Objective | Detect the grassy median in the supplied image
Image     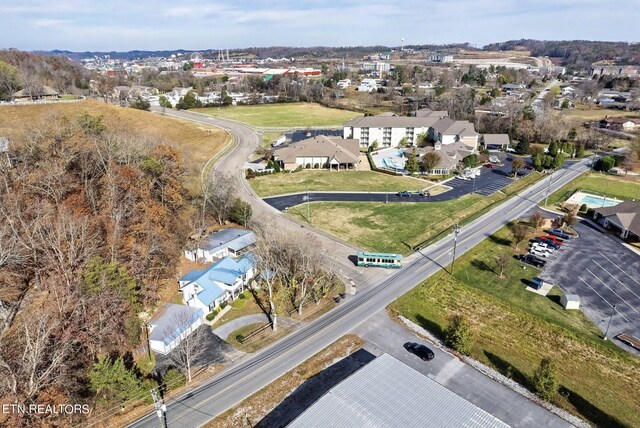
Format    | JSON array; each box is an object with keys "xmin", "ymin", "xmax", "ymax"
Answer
[{"xmin": 389, "ymin": 225, "xmax": 640, "ymax": 428}]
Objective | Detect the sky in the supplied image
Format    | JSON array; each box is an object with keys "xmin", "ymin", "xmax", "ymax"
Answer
[{"xmin": 2, "ymin": 0, "xmax": 639, "ymax": 51}]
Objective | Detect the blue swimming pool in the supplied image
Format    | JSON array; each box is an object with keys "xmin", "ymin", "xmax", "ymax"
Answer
[{"xmin": 581, "ymin": 195, "xmax": 618, "ymax": 208}]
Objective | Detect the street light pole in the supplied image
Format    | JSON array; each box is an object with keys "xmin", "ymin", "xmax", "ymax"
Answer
[
  {"xmin": 604, "ymin": 304, "xmax": 617, "ymax": 341},
  {"xmin": 450, "ymin": 224, "xmax": 461, "ymax": 274},
  {"xmin": 544, "ymin": 172, "xmax": 553, "ymax": 206}
]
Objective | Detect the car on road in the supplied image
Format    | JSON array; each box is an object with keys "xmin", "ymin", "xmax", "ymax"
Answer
[
  {"xmin": 418, "ymin": 190, "xmax": 431, "ymax": 197},
  {"xmin": 404, "ymin": 342, "xmax": 435, "ymax": 361},
  {"xmin": 516, "ymin": 253, "xmax": 547, "ymax": 268},
  {"xmin": 547, "ymin": 228, "xmax": 574, "ymax": 240},
  {"xmin": 484, "ymin": 163, "xmax": 494, "ymax": 169},
  {"xmin": 397, "ymin": 191, "xmax": 412, "ymax": 197}
]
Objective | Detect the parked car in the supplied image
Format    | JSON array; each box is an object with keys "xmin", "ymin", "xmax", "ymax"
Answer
[
  {"xmin": 529, "ymin": 247, "xmax": 550, "ymax": 257},
  {"xmin": 534, "ymin": 237, "xmax": 560, "ymax": 249},
  {"xmin": 404, "ymin": 342, "xmax": 435, "ymax": 361},
  {"xmin": 397, "ymin": 191, "xmax": 412, "ymax": 197},
  {"xmin": 543, "ymin": 235, "xmax": 564, "ymax": 245},
  {"xmin": 531, "ymin": 243, "xmax": 553, "ymax": 254},
  {"xmin": 547, "ymin": 228, "xmax": 574, "ymax": 240},
  {"xmin": 484, "ymin": 163, "xmax": 494, "ymax": 169},
  {"xmin": 516, "ymin": 253, "xmax": 547, "ymax": 268},
  {"xmin": 418, "ymin": 190, "xmax": 431, "ymax": 197}
]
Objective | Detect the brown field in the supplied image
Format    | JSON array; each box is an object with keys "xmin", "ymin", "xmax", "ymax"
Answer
[{"xmin": 0, "ymin": 100, "xmax": 229, "ymax": 191}]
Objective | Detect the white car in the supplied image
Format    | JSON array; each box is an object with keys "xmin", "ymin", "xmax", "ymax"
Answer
[
  {"xmin": 529, "ymin": 248, "xmax": 550, "ymax": 257},
  {"xmin": 531, "ymin": 243, "xmax": 553, "ymax": 254}
]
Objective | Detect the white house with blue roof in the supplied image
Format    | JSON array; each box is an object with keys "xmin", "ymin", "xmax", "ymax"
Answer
[
  {"xmin": 184, "ymin": 228, "xmax": 257, "ymax": 263},
  {"xmin": 179, "ymin": 254, "xmax": 256, "ymax": 313},
  {"xmin": 148, "ymin": 303, "xmax": 204, "ymax": 355}
]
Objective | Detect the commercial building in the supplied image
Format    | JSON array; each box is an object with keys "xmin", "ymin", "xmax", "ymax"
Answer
[{"xmin": 273, "ymin": 135, "xmax": 360, "ymax": 171}]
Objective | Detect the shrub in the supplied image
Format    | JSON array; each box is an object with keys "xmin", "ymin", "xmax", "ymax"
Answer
[
  {"xmin": 245, "ymin": 169, "xmax": 255, "ymax": 179},
  {"xmin": 323, "ymin": 162, "xmax": 329, "ymax": 168},
  {"xmin": 238, "ymin": 291, "xmax": 247, "ymax": 300},
  {"xmin": 313, "ymin": 163, "xmax": 320, "ymax": 169},
  {"xmin": 579, "ymin": 203, "xmax": 588, "ymax": 213},
  {"xmin": 586, "ymin": 208, "xmax": 595, "ymax": 217},
  {"xmin": 305, "ymin": 163, "xmax": 311, "ymax": 169},
  {"xmin": 163, "ymin": 369, "xmax": 187, "ymax": 392},
  {"xmin": 444, "ymin": 314, "xmax": 474, "ymax": 355},
  {"xmin": 206, "ymin": 309, "xmax": 218, "ymax": 321},
  {"xmin": 273, "ymin": 162, "xmax": 281, "ymax": 173},
  {"xmin": 220, "ymin": 301, "xmax": 228, "ymax": 309},
  {"xmin": 236, "ymin": 334, "xmax": 245, "ymax": 343},
  {"xmin": 532, "ymin": 357, "xmax": 558, "ymax": 401}
]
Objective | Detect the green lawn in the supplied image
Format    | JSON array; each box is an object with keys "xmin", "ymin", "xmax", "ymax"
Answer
[
  {"xmin": 251, "ymin": 171, "xmax": 428, "ymax": 197},
  {"xmin": 545, "ymin": 171, "xmax": 640, "ymax": 207},
  {"xmin": 195, "ymin": 103, "xmax": 362, "ymax": 127},
  {"xmin": 389, "ymin": 224, "xmax": 640, "ymax": 428},
  {"xmin": 286, "ymin": 194, "xmax": 504, "ymax": 254}
]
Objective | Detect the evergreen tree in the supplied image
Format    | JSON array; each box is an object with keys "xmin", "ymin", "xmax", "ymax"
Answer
[
  {"xmin": 532, "ymin": 357, "xmax": 559, "ymax": 401},
  {"xmin": 444, "ymin": 314, "xmax": 474, "ymax": 355},
  {"xmin": 405, "ymin": 148, "xmax": 419, "ymax": 173},
  {"xmin": 576, "ymin": 144, "xmax": 585, "ymax": 158},
  {"xmin": 89, "ymin": 356, "xmax": 144, "ymax": 405},
  {"xmin": 533, "ymin": 152, "xmax": 542, "ymax": 170}
]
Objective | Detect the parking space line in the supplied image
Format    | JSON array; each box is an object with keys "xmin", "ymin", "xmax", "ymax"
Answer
[
  {"xmin": 579, "ymin": 277, "xmax": 630, "ymax": 322},
  {"xmin": 585, "ymin": 268, "xmax": 640, "ymax": 315},
  {"xmin": 591, "ymin": 259, "xmax": 640, "ymax": 300},
  {"xmin": 598, "ymin": 252, "xmax": 640, "ymax": 286}
]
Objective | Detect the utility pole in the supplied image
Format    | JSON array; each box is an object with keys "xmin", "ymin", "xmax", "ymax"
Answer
[
  {"xmin": 151, "ymin": 389, "xmax": 167, "ymax": 428},
  {"xmin": 450, "ymin": 224, "xmax": 461, "ymax": 274},
  {"xmin": 604, "ymin": 304, "xmax": 617, "ymax": 341}
]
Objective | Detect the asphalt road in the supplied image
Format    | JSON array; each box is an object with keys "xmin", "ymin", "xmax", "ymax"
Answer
[
  {"xmin": 263, "ymin": 161, "xmax": 532, "ymax": 211},
  {"xmin": 354, "ymin": 311, "xmax": 571, "ymax": 427},
  {"xmin": 128, "ymin": 144, "xmax": 591, "ymax": 428},
  {"xmin": 539, "ymin": 219, "xmax": 640, "ymax": 354}
]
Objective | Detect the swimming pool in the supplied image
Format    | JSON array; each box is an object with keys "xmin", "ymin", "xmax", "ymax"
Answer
[{"xmin": 581, "ymin": 195, "xmax": 618, "ymax": 208}]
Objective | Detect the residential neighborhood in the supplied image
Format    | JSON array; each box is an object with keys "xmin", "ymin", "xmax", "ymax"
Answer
[{"xmin": 1, "ymin": 4, "xmax": 640, "ymax": 428}]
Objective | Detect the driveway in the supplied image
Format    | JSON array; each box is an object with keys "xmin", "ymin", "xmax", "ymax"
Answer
[
  {"xmin": 538, "ymin": 219, "xmax": 640, "ymax": 354},
  {"xmin": 353, "ymin": 311, "xmax": 572, "ymax": 428}
]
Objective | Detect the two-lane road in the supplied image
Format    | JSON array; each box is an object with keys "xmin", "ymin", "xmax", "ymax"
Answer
[{"xmin": 129, "ymin": 126, "xmax": 590, "ymax": 428}]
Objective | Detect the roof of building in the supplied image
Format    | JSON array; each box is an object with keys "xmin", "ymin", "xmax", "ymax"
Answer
[
  {"xmin": 274, "ymin": 136, "xmax": 359, "ymax": 164},
  {"xmin": 288, "ymin": 353, "xmax": 510, "ymax": 428},
  {"xmin": 196, "ymin": 228, "xmax": 257, "ymax": 253},
  {"xmin": 483, "ymin": 134, "xmax": 511, "ymax": 146},
  {"xmin": 594, "ymin": 201, "xmax": 640, "ymax": 236},
  {"xmin": 148, "ymin": 303, "xmax": 203, "ymax": 344},
  {"xmin": 12, "ymin": 85, "xmax": 59, "ymax": 98},
  {"xmin": 600, "ymin": 117, "xmax": 640, "ymax": 124},
  {"xmin": 432, "ymin": 118, "xmax": 478, "ymax": 139},
  {"xmin": 415, "ymin": 108, "xmax": 448, "ymax": 118},
  {"xmin": 343, "ymin": 115, "xmax": 441, "ymax": 128},
  {"xmin": 180, "ymin": 254, "xmax": 255, "ymax": 305}
]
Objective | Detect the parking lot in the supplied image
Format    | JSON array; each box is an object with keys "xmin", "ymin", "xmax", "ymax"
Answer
[{"xmin": 538, "ymin": 219, "xmax": 640, "ymax": 353}]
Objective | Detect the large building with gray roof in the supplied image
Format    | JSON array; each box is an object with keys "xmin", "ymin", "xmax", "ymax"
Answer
[
  {"xmin": 288, "ymin": 353, "xmax": 510, "ymax": 428},
  {"xmin": 273, "ymin": 135, "xmax": 360, "ymax": 171}
]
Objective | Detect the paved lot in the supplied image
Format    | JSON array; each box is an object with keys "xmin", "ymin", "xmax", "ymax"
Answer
[
  {"xmin": 264, "ymin": 156, "xmax": 534, "ymax": 211},
  {"xmin": 353, "ymin": 311, "xmax": 571, "ymax": 428},
  {"xmin": 538, "ymin": 219, "xmax": 640, "ymax": 354}
]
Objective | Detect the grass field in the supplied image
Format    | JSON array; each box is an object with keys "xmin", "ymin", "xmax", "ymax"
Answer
[
  {"xmin": 195, "ymin": 103, "xmax": 362, "ymax": 127},
  {"xmin": 389, "ymin": 225, "xmax": 640, "ymax": 428},
  {"xmin": 0, "ymin": 100, "xmax": 229, "ymax": 192},
  {"xmin": 251, "ymin": 170, "xmax": 429, "ymax": 197},
  {"xmin": 545, "ymin": 171, "xmax": 640, "ymax": 207},
  {"xmin": 559, "ymin": 105, "xmax": 639, "ymax": 125},
  {"xmin": 286, "ymin": 194, "xmax": 504, "ymax": 254}
]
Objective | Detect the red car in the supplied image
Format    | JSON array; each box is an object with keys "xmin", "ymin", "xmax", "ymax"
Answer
[
  {"xmin": 484, "ymin": 163, "xmax": 494, "ymax": 169},
  {"xmin": 541, "ymin": 235, "xmax": 563, "ymax": 245}
]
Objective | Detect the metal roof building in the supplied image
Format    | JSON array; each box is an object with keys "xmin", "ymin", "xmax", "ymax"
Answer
[{"xmin": 288, "ymin": 353, "xmax": 510, "ymax": 428}]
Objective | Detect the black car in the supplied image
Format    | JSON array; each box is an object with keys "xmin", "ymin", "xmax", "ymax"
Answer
[
  {"xmin": 404, "ymin": 342, "xmax": 435, "ymax": 361},
  {"xmin": 516, "ymin": 253, "xmax": 547, "ymax": 268},
  {"xmin": 533, "ymin": 237, "xmax": 560, "ymax": 250},
  {"xmin": 397, "ymin": 191, "xmax": 412, "ymax": 197},
  {"xmin": 547, "ymin": 228, "xmax": 574, "ymax": 240}
]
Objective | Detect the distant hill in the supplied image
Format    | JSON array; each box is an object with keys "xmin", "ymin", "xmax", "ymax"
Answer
[{"xmin": 483, "ymin": 39, "xmax": 640, "ymax": 69}]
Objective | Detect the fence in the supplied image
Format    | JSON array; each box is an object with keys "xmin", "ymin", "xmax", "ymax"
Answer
[{"xmin": 0, "ymin": 97, "xmax": 86, "ymax": 107}]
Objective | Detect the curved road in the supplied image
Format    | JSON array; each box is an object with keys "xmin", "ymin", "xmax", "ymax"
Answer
[{"xmin": 127, "ymin": 111, "xmax": 591, "ymax": 428}]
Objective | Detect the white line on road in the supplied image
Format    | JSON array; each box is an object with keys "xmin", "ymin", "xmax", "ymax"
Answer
[
  {"xmin": 579, "ymin": 277, "xmax": 630, "ymax": 322},
  {"xmin": 598, "ymin": 251, "xmax": 640, "ymax": 287},
  {"xmin": 585, "ymin": 268, "xmax": 640, "ymax": 315},
  {"xmin": 591, "ymin": 259, "xmax": 640, "ymax": 301}
]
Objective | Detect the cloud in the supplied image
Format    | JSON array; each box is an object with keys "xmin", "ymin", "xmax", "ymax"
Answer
[
  {"xmin": 163, "ymin": 7, "xmax": 194, "ymax": 17},
  {"xmin": 34, "ymin": 18, "xmax": 69, "ymax": 27}
]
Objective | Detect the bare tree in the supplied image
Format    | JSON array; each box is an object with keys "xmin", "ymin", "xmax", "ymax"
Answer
[
  {"xmin": 203, "ymin": 172, "xmax": 237, "ymax": 226},
  {"xmin": 421, "ymin": 151, "xmax": 442, "ymax": 173},
  {"xmin": 166, "ymin": 311, "xmax": 209, "ymax": 383},
  {"xmin": 621, "ymin": 151, "xmax": 638, "ymax": 175},
  {"xmin": 511, "ymin": 223, "xmax": 529, "ymax": 249},
  {"xmin": 512, "ymin": 157, "xmax": 525, "ymax": 177},
  {"xmin": 253, "ymin": 228, "xmax": 284, "ymax": 331},
  {"xmin": 530, "ymin": 212, "xmax": 545, "ymax": 228},
  {"xmin": 495, "ymin": 253, "xmax": 510, "ymax": 278}
]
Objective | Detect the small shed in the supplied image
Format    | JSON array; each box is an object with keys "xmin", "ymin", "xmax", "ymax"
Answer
[{"xmin": 560, "ymin": 294, "xmax": 580, "ymax": 310}]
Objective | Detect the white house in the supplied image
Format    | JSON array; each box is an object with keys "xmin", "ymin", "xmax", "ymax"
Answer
[
  {"xmin": 179, "ymin": 255, "xmax": 256, "ymax": 314},
  {"xmin": 148, "ymin": 303, "xmax": 204, "ymax": 355},
  {"xmin": 184, "ymin": 228, "xmax": 256, "ymax": 262},
  {"xmin": 357, "ymin": 78, "xmax": 378, "ymax": 93},
  {"xmin": 429, "ymin": 118, "xmax": 479, "ymax": 150},
  {"xmin": 337, "ymin": 79, "xmax": 351, "ymax": 89}
]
